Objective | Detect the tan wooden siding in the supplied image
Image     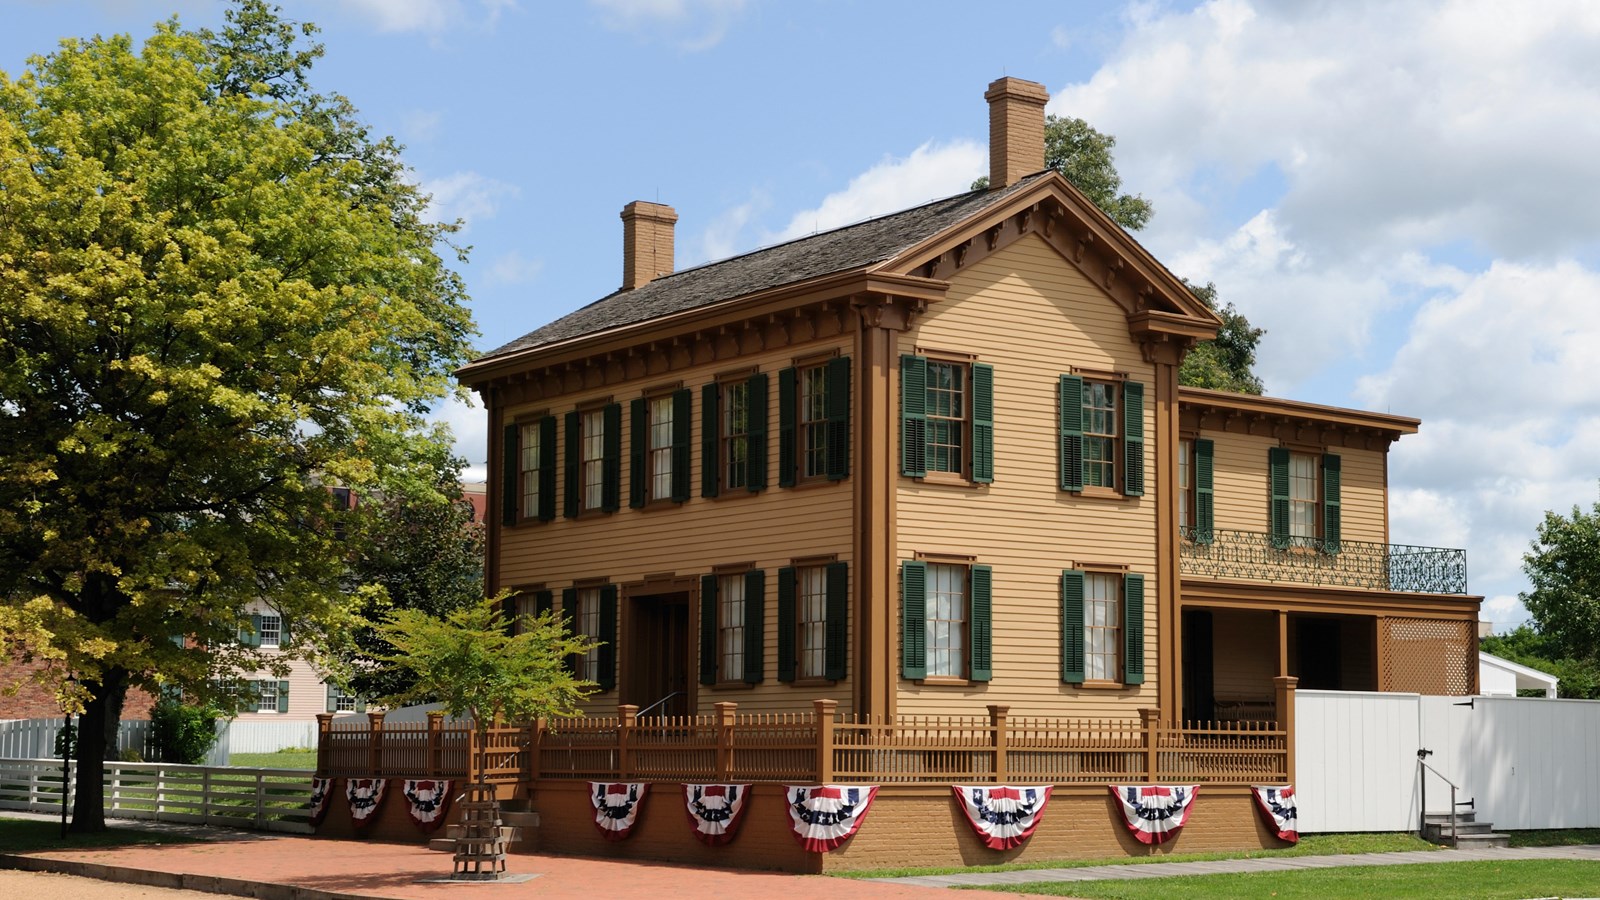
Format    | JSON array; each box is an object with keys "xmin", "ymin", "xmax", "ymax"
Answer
[
  {"xmin": 1339, "ymin": 447, "xmax": 1387, "ymax": 544},
  {"xmin": 895, "ymin": 234, "xmax": 1159, "ymax": 718},
  {"xmin": 1210, "ymin": 609, "xmax": 1277, "ymax": 704},
  {"xmin": 498, "ymin": 337, "xmax": 855, "ymax": 716},
  {"xmin": 1205, "ymin": 432, "xmax": 1389, "ymax": 545}
]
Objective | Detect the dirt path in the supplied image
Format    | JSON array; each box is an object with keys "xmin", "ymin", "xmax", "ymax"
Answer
[{"xmin": 0, "ymin": 869, "xmax": 218, "ymax": 898}]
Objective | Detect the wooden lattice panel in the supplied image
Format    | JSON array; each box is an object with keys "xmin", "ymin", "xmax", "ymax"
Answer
[{"xmin": 1381, "ymin": 617, "xmax": 1475, "ymax": 695}]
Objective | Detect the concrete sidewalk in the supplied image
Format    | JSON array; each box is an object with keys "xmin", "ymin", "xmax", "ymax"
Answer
[{"xmin": 871, "ymin": 843, "xmax": 1600, "ymax": 889}]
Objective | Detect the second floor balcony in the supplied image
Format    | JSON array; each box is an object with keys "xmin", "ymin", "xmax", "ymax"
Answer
[{"xmin": 1179, "ymin": 528, "xmax": 1469, "ymax": 595}]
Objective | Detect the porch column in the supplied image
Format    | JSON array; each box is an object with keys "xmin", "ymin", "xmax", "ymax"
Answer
[{"xmin": 1277, "ymin": 610, "xmax": 1290, "ymax": 677}]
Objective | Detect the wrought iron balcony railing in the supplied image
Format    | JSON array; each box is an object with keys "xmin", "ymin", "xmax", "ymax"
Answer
[{"xmin": 1179, "ymin": 528, "xmax": 1469, "ymax": 595}]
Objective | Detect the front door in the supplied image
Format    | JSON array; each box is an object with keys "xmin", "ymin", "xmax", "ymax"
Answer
[{"xmin": 625, "ymin": 591, "xmax": 691, "ymax": 718}]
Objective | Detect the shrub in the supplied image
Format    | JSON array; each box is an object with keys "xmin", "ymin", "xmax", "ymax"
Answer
[{"xmin": 149, "ymin": 698, "xmax": 222, "ymax": 764}]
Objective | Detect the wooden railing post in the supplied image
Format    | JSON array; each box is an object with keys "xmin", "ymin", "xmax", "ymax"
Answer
[
  {"xmin": 714, "ymin": 702, "xmax": 737, "ymax": 780},
  {"xmin": 618, "ymin": 705, "xmax": 638, "ymax": 781},
  {"xmin": 315, "ymin": 713, "xmax": 332, "ymax": 776},
  {"xmin": 1139, "ymin": 708, "xmax": 1160, "ymax": 783},
  {"xmin": 425, "ymin": 711, "xmax": 444, "ymax": 777},
  {"xmin": 813, "ymin": 699, "xmax": 838, "ymax": 783},
  {"xmin": 528, "ymin": 718, "xmax": 544, "ymax": 782},
  {"xmin": 988, "ymin": 704, "xmax": 1010, "ymax": 784},
  {"xmin": 1274, "ymin": 675, "xmax": 1298, "ymax": 784},
  {"xmin": 366, "ymin": 711, "xmax": 386, "ymax": 778}
]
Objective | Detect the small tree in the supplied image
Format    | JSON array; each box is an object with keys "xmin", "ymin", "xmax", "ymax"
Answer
[
  {"xmin": 149, "ymin": 698, "xmax": 225, "ymax": 764},
  {"xmin": 374, "ymin": 596, "xmax": 597, "ymax": 781}
]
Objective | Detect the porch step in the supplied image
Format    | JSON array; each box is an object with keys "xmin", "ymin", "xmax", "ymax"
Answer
[
  {"xmin": 1423, "ymin": 813, "xmax": 1507, "ymax": 848},
  {"xmin": 1423, "ymin": 811, "xmax": 1477, "ymax": 826},
  {"xmin": 1454, "ymin": 831, "xmax": 1511, "ymax": 849}
]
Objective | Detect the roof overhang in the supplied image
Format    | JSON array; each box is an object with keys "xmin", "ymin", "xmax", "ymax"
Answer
[{"xmin": 1180, "ymin": 386, "xmax": 1420, "ymax": 449}]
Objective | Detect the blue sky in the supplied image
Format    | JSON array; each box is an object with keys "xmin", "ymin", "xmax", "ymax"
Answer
[{"xmin": 9, "ymin": 0, "xmax": 1600, "ymax": 631}]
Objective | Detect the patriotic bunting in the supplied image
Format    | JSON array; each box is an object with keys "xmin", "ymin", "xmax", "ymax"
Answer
[
  {"xmin": 308, "ymin": 777, "xmax": 334, "ymax": 827},
  {"xmin": 952, "ymin": 785, "xmax": 1053, "ymax": 850},
  {"xmin": 683, "ymin": 783, "xmax": 752, "ymax": 846},
  {"xmin": 346, "ymin": 778, "xmax": 388, "ymax": 829},
  {"xmin": 590, "ymin": 782, "xmax": 649, "ymax": 841},
  {"xmin": 402, "ymin": 779, "xmax": 454, "ymax": 833},
  {"xmin": 785, "ymin": 784, "xmax": 878, "ymax": 852},
  {"xmin": 1252, "ymin": 784, "xmax": 1299, "ymax": 843},
  {"xmin": 1109, "ymin": 784, "xmax": 1198, "ymax": 845}
]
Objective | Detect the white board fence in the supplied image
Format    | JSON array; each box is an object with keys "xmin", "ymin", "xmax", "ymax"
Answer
[
  {"xmin": 0, "ymin": 757, "xmax": 315, "ymax": 833},
  {"xmin": 1296, "ymin": 689, "xmax": 1600, "ymax": 832},
  {"xmin": 0, "ymin": 718, "xmax": 319, "ymax": 766}
]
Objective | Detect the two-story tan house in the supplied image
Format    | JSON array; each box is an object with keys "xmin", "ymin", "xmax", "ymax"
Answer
[{"xmin": 456, "ymin": 77, "xmax": 1479, "ymax": 738}]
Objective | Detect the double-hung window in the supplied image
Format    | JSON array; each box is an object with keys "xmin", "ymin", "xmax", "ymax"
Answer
[
  {"xmin": 699, "ymin": 569, "xmax": 766, "ymax": 685},
  {"xmin": 251, "ymin": 679, "xmax": 288, "ymax": 713},
  {"xmin": 629, "ymin": 389, "xmax": 690, "ymax": 506},
  {"xmin": 776, "ymin": 561, "xmax": 848, "ymax": 682},
  {"xmin": 1058, "ymin": 374, "xmax": 1144, "ymax": 497},
  {"xmin": 561, "ymin": 584, "xmax": 616, "ymax": 690},
  {"xmin": 1269, "ymin": 447, "xmax": 1341, "ymax": 553},
  {"xmin": 796, "ymin": 567, "xmax": 827, "ymax": 679},
  {"xmin": 325, "ymin": 685, "xmax": 366, "ymax": 713},
  {"xmin": 582, "ymin": 411, "xmax": 605, "ymax": 510},
  {"xmin": 502, "ymin": 415, "xmax": 555, "ymax": 525},
  {"xmin": 701, "ymin": 373, "xmax": 768, "ymax": 497},
  {"xmin": 564, "ymin": 404, "xmax": 621, "ymax": 517},
  {"xmin": 900, "ymin": 559, "xmax": 992, "ymax": 682},
  {"xmin": 521, "ymin": 421, "xmax": 542, "ymax": 517},
  {"xmin": 1178, "ymin": 437, "xmax": 1216, "ymax": 543},
  {"xmin": 900, "ymin": 354, "xmax": 994, "ymax": 482},
  {"xmin": 778, "ymin": 356, "xmax": 850, "ymax": 486},
  {"xmin": 257, "ymin": 614, "xmax": 282, "ymax": 648},
  {"xmin": 1060, "ymin": 569, "xmax": 1145, "ymax": 686}
]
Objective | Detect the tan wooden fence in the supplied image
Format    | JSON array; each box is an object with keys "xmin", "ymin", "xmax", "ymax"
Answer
[{"xmin": 319, "ymin": 678, "xmax": 1295, "ymax": 786}]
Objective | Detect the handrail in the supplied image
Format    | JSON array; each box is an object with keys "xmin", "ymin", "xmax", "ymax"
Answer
[
  {"xmin": 1417, "ymin": 754, "xmax": 1471, "ymax": 845},
  {"xmin": 636, "ymin": 691, "xmax": 683, "ymax": 719}
]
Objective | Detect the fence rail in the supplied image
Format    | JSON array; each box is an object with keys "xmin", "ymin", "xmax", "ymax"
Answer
[
  {"xmin": 1180, "ymin": 528, "xmax": 1469, "ymax": 594},
  {"xmin": 322, "ymin": 678, "xmax": 1296, "ymax": 787},
  {"xmin": 0, "ymin": 758, "xmax": 315, "ymax": 833}
]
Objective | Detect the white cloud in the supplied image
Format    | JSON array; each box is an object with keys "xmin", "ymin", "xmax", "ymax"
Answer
[
  {"xmin": 429, "ymin": 392, "xmax": 488, "ymax": 482},
  {"xmin": 588, "ymin": 0, "xmax": 747, "ymax": 50},
  {"xmin": 419, "ymin": 171, "xmax": 518, "ymax": 231},
  {"xmin": 693, "ymin": 189, "xmax": 770, "ymax": 266},
  {"xmin": 485, "ymin": 250, "xmax": 545, "ymax": 285},
  {"xmin": 339, "ymin": 0, "xmax": 517, "ymax": 33},
  {"xmin": 401, "ymin": 109, "xmax": 443, "ymax": 143},
  {"xmin": 769, "ymin": 140, "xmax": 986, "ymax": 244}
]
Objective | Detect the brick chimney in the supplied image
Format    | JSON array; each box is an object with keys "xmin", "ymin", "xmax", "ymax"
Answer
[
  {"xmin": 620, "ymin": 201, "xmax": 678, "ymax": 291},
  {"xmin": 984, "ymin": 77, "xmax": 1050, "ymax": 190}
]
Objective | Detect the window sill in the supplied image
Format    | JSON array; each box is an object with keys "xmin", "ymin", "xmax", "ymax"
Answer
[
  {"xmin": 1077, "ymin": 679, "xmax": 1130, "ymax": 691},
  {"xmin": 789, "ymin": 676, "xmax": 838, "ymax": 688},
  {"xmin": 1077, "ymin": 486, "xmax": 1127, "ymax": 500},
  {"xmin": 784, "ymin": 476, "xmax": 848, "ymax": 492},
  {"xmin": 709, "ymin": 487, "xmax": 763, "ymax": 501},
  {"xmin": 916, "ymin": 471, "xmax": 977, "ymax": 488},
  {"xmin": 710, "ymin": 681, "xmax": 756, "ymax": 691},
  {"xmin": 915, "ymin": 675, "xmax": 976, "ymax": 687}
]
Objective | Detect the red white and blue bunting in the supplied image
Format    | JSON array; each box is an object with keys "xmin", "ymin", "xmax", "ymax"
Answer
[
  {"xmin": 683, "ymin": 783, "xmax": 751, "ymax": 846},
  {"xmin": 402, "ymin": 779, "xmax": 454, "ymax": 833},
  {"xmin": 785, "ymin": 784, "xmax": 878, "ymax": 852},
  {"xmin": 308, "ymin": 777, "xmax": 334, "ymax": 827},
  {"xmin": 346, "ymin": 778, "xmax": 388, "ymax": 829},
  {"xmin": 1252, "ymin": 784, "xmax": 1299, "ymax": 843},
  {"xmin": 590, "ymin": 782, "xmax": 649, "ymax": 841},
  {"xmin": 952, "ymin": 785, "xmax": 1053, "ymax": 850},
  {"xmin": 1110, "ymin": 784, "xmax": 1198, "ymax": 845}
]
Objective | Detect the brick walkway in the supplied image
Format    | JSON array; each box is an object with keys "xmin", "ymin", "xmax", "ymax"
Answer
[{"xmin": 872, "ymin": 844, "xmax": 1600, "ymax": 889}]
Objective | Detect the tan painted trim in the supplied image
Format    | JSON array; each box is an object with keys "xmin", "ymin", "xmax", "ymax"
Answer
[
  {"xmin": 1182, "ymin": 579, "xmax": 1483, "ymax": 619},
  {"xmin": 913, "ymin": 346, "xmax": 979, "ymax": 361},
  {"xmin": 1155, "ymin": 361, "xmax": 1181, "ymax": 724},
  {"xmin": 792, "ymin": 347, "xmax": 841, "ymax": 366},
  {"xmin": 713, "ymin": 365, "xmax": 759, "ymax": 383},
  {"xmin": 637, "ymin": 380, "xmax": 683, "ymax": 396},
  {"xmin": 1181, "ymin": 386, "xmax": 1419, "ymax": 441},
  {"xmin": 853, "ymin": 310, "xmax": 898, "ymax": 719},
  {"xmin": 914, "ymin": 551, "xmax": 979, "ymax": 563}
]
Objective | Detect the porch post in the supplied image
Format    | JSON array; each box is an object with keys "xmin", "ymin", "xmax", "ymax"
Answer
[
  {"xmin": 618, "ymin": 705, "xmax": 638, "ymax": 781},
  {"xmin": 714, "ymin": 702, "xmax": 737, "ymax": 780},
  {"xmin": 1274, "ymin": 675, "xmax": 1298, "ymax": 784},
  {"xmin": 425, "ymin": 710, "xmax": 444, "ymax": 777},
  {"xmin": 528, "ymin": 717, "xmax": 545, "ymax": 781},
  {"xmin": 813, "ymin": 699, "xmax": 838, "ymax": 783},
  {"xmin": 1277, "ymin": 610, "xmax": 1290, "ymax": 677},
  {"xmin": 366, "ymin": 711, "xmax": 385, "ymax": 777},
  {"xmin": 987, "ymin": 704, "xmax": 1009, "ymax": 784},
  {"xmin": 1139, "ymin": 707, "xmax": 1160, "ymax": 783},
  {"xmin": 315, "ymin": 713, "xmax": 332, "ymax": 776}
]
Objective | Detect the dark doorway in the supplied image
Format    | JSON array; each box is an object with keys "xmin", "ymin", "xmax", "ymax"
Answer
[
  {"xmin": 1295, "ymin": 616, "xmax": 1343, "ymax": 690},
  {"xmin": 625, "ymin": 591, "xmax": 691, "ymax": 718},
  {"xmin": 1182, "ymin": 610, "xmax": 1215, "ymax": 724}
]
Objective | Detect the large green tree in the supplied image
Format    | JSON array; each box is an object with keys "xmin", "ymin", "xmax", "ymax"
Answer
[
  {"xmin": 1519, "ymin": 499, "xmax": 1600, "ymax": 667},
  {"xmin": 0, "ymin": 2, "xmax": 474, "ymax": 830},
  {"xmin": 976, "ymin": 115, "xmax": 1264, "ymax": 393}
]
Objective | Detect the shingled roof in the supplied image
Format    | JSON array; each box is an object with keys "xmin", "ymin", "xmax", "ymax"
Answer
[{"xmin": 474, "ymin": 173, "xmax": 1050, "ymax": 364}]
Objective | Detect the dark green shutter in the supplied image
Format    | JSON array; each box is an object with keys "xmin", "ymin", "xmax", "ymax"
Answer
[
  {"xmin": 1061, "ymin": 570, "xmax": 1085, "ymax": 683},
  {"xmin": 279, "ymin": 617, "xmax": 291, "ymax": 646},
  {"xmin": 561, "ymin": 587, "xmax": 578, "ymax": 675},
  {"xmin": 825, "ymin": 356, "xmax": 851, "ymax": 481},
  {"xmin": 597, "ymin": 585, "xmax": 617, "ymax": 691},
  {"xmin": 699, "ymin": 574, "xmax": 718, "ymax": 685},
  {"xmin": 243, "ymin": 614, "xmax": 261, "ymax": 648},
  {"xmin": 1194, "ymin": 438, "xmax": 1215, "ymax": 543},
  {"xmin": 747, "ymin": 373, "xmax": 768, "ymax": 491},
  {"xmin": 501, "ymin": 422, "xmax": 519, "ymax": 526},
  {"xmin": 563, "ymin": 411, "xmax": 580, "ymax": 518},
  {"xmin": 671, "ymin": 389, "xmax": 692, "ymax": 501},
  {"xmin": 970, "ymin": 565, "xmax": 993, "ymax": 682},
  {"xmin": 825, "ymin": 561, "xmax": 849, "ymax": 681},
  {"xmin": 743, "ymin": 569, "xmax": 765, "ymax": 684},
  {"xmin": 1123, "ymin": 574, "xmax": 1145, "ymax": 685},
  {"xmin": 702, "ymin": 383, "xmax": 720, "ymax": 498},
  {"xmin": 629, "ymin": 398, "xmax": 648, "ymax": 508},
  {"xmin": 1123, "ymin": 381, "xmax": 1145, "ymax": 496},
  {"xmin": 1268, "ymin": 447, "xmax": 1290, "ymax": 549},
  {"xmin": 1059, "ymin": 375, "xmax": 1084, "ymax": 491},
  {"xmin": 901, "ymin": 561, "xmax": 927, "ymax": 679},
  {"xmin": 778, "ymin": 368, "xmax": 797, "ymax": 487},
  {"xmin": 277, "ymin": 680, "xmax": 290, "ymax": 714},
  {"xmin": 972, "ymin": 363, "xmax": 995, "ymax": 483},
  {"xmin": 537, "ymin": 416, "xmax": 557, "ymax": 521},
  {"xmin": 601, "ymin": 403, "xmax": 622, "ymax": 512},
  {"xmin": 534, "ymin": 589, "xmax": 553, "ymax": 618},
  {"xmin": 1323, "ymin": 453, "xmax": 1342, "ymax": 555},
  {"xmin": 356, "ymin": 695, "xmax": 367, "ymax": 713},
  {"xmin": 777, "ymin": 567, "xmax": 797, "ymax": 682},
  {"xmin": 900, "ymin": 355, "xmax": 927, "ymax": 477},
  {"xmin": 326, "ymin": 685, "xmax": 338, "ymax": 713}
]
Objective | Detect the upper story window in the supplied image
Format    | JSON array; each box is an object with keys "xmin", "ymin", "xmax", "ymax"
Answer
[
  {"xmin": 723, "ymin": 380, "xmax": 751, "ymax": 489},
  {"xmin": 900, "ymin": 559, "xmax": 993, "ymax": 683},
  {"xmin": 1179, "ymin": 437, "xmax": 1216, "ymax": 543},
  {"xmin": 1058, "ymin": 374, "xmax": 1144, "ymax": 497},
  {"xmin": 582, "ymin": 410, "xmax": 605, "ymax": 510},
  {"xmin": 900, "ymin": 354, "xmax": 993, "ymax": 483},
  {"xmin": 1178, "ymin": 438, "xmax": 1194, "ymax": 529},
  {"xmin": 631, "ymin": 389, "xmax": 691, "ymax": 508},
  {"xmin": 702, "ymin": 374, "xmax": 767, "ymax": 499},
  {"xmin": 257, "ymin": 614, "xmax": 282, "ymax": 648},
  {"xmin": 503, "ymin": 415, "xmax": 554, "ymax": 526},
  {"xmin": 520, "ymin": 421, "xmax": 542, "ymax": 518},
  {"xmin": 779, "ymin": 357, "xmax": 850, "ymax": 486},
  {"xmin": 1269, "ymin": 447, "xmax": 1342, "ymax": 553},
  {"xmin": 565, "ymin": 403, "xmax": 621, "ymax": 517},
  {"xmin": 649, "ymin": 395, "xmax": 674, "ymax": 499}
]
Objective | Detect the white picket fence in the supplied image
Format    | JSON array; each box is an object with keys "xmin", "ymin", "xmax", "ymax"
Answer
[
  {"xmin": 0, "ymin": 718, "xmax": 319, "ymax": 765},
  {"xmin": 0, "ymin": 757, "xmax": 315, "ymax": 833},
  {"xmin": 1296, "ymin": 690, "xmax": 1600, "ymax": 832}
]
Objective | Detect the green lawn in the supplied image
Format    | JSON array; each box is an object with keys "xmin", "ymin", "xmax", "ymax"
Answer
[
  {"xmin": 227, "ymin": 750, "xmax": 317, "ymax": 770},
  {"xmin": 1508, "ymin": 827, "xmax": 1600, "ymax": 847},
  {"xmin": 976, "ymin": 859, "xmax": 1600, "ymax": 899},
  {"xmin": 0, "ymin": 817, "xmax": 203, "ymax": 854}
]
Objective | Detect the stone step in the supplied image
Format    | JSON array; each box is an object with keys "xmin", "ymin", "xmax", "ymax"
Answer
[
  {"xmin": 501, "ymin": 811, "xmax": 540, "ymax": 828},
  {"xmin": 1424, "ymin": 820, "xmax": 1494, "ymax": 840},
  {"xmin": 1453, "ymin": 832, "xmax": 1511, "ymax": 849},
  {"xmin": 1422, "ymin": 811, "xmax": 1477, "ymax": 826},
  {"xmin": 427, "ymin": 837, "xmax": 455, "ymax": 853}
]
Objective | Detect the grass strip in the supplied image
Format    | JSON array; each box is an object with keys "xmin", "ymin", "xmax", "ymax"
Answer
[{"xmin": 0, "ymin": 817, "xmax": 205, "ymax": 854}]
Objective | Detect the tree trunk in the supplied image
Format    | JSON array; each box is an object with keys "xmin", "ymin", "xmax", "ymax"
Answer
[{"xmin": 69, "ymin": 668, "xmax": 127, "ymax": 833}]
